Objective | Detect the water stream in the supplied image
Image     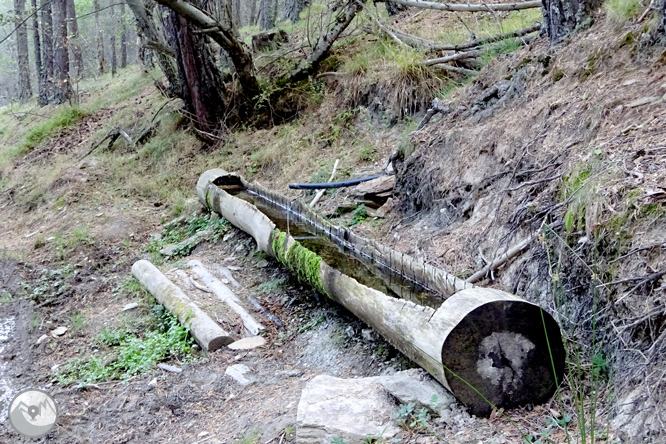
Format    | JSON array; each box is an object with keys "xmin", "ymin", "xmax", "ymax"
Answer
[{"xmin": 233, "ymin": 189, "xmax": 443, "ymax": 309}]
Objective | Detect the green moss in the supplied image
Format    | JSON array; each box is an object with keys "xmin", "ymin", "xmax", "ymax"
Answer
[{"xmin": 271, "ymin": 229, "xmax": 328, "ymax": 297}]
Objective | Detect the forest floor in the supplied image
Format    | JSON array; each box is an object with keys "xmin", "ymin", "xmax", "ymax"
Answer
[{"xmin": 1, "ymin": 4, "xmax": 666, "ymax": 444}]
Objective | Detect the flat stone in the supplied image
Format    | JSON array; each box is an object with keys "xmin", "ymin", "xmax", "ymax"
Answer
[
  {"xmin": 373, "ymin": 369, "xmax": 457, "ymax": 415},
  {"xmin": 296, "ymin": 374, "xmax": 401, "ymax": 444},
  {"xmin": 50, "ymin": 326, "xmax": 68, "ymax": 337},
  {"xmin": 148, "ymin": 378, "xmax": 158, "ymax": 388},
  {"xmin": 157, "ymin": 363, "xmax": 182, "ymax": 373},
  {"xmin": 225, "ymin": 364, "xmax": 255, "ymax": 386},
  {"xmin": 626, "ymin": 97, "xmax": 659, "ymax": 108},
  {"xmin": 352, "ymin": 175, "xmax": 395, "ymax": 197},
  {"xmin": 122, "ymin": 302, "xmax": 139, "ymax": 311},
  {"xmin": 622, "ymin": 79, "xmax": 637, "ymax": 86},
  {"xmin": 257, "ymin": 260, "xmax": 269, "ymax": 268},
  {"xmin": 228, "ymin": 336, "xmax": 267, "ymax": 350}
]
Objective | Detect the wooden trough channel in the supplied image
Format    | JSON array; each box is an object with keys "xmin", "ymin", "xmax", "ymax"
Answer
[{"xmin": 197, "ymin": 169, "xmax": 565, "ymax": 416}]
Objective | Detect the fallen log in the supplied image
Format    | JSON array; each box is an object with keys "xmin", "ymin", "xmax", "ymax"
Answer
[
  {"xmin": 132, "ymin": 260, "xmax": 234, "ymax": 351},
  {"xmin": 197, "ymin": 169, "xmax": 565, "ymax": 416},
  {"xmin": 389, "ymin": 0, "xmax": 542, "ymax": 12},
  {"xmin": 188, "ymin": 260, "xmax": 266, "ymax": 336},
  {"xmin": 421, "ymin": 50, "xmax": 481, "ymax": 66}
]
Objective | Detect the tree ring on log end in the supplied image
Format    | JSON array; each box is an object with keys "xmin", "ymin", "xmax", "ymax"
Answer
[{"xmin": 441, "ymin": 299, "xmax": 565, "ymax": 417}]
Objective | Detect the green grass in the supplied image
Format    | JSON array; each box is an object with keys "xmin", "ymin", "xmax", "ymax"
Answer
[
  {"xmin": 18, "ymin": 107, "xmax": 88, "ymax": 154},
  {"xmin": 606, "ymin": 0, "xmax": 643, "ymax": 25},
  {"xmin": 145, "ymin": 213, "xmax": 230, "ymax": 258},
  {"xmin": 57, "ymin": 304, "xmax": 194, "ymax": 385}
]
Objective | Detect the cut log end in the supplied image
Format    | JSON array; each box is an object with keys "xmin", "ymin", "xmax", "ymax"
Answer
[{"xmin": 441, "ymin": 299, "xmax": 565, "ymax": 417}]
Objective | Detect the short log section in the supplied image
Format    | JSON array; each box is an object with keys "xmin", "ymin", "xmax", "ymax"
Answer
[
  {"xmin": 132, "ymin": 259, "xmax": 234, "ymax": 352},
  {"xmin": 197, "ymin": 169, "xmax": 565, "ymax": 416}
]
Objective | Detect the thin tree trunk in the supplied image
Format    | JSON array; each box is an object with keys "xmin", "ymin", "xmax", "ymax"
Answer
[
  {"xmin": 165, "ymin": 7, "xmax": 228, "ymax": 134},
  {"xmin": 260, "ymin": 0, "xmax": 275, "ymax": 30},
  {"xmin": 39, "ymin": 0, "xmax": 54, "ymax": 105},
  {"xmin": 52, "ymin": 0, "xmax": 72, "ymax": 104},
  {"xmin": 111, "ymin": 3, "xmax": 118, "ymax": 76},
  {"xmin": 232, "ymin": 0, "xmax": 241, "ymax": 27},
  {"xmin": 94, "ymin": 0, "xmax": 105, "ymax": 73},
  {"xmin": 121, "ymin": 2, "xmax": 128, "ymax": 68},
  {"xmin": 542, "ymin": 0, "xmax": 602, "ymax": 43},
  {"xmin": 250, "ymin": 0, "xmax": 258, "ymax": 25},
  {"xmin": 285, "ymin": 0, "xmax": 308, "ymax": 22},
  {"xmin": 390, "ymin": 0, "xmax": 542, "ymax": 12},
  {"xmin": 126, "ymin": 0, "xmax": 180, "ymax": 94},
  {"xmin": 31, "ymin": 0, "xmax": 43, "ymax": 104},
  {"xmin": 14, "ymin": 0, "xmax": 32, "ymax": 102},
  {"xmin": 66, "ymin": 0, "xmax": 83, "ymax": 78}
]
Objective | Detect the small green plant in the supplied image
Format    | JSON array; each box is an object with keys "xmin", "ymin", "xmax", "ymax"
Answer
[
  {"xmin": 22, "ymin": 265, "xmax": 76, "ymax": 303},
  {"xmin": 232, "ymin": 428, "xmax": 261, "ymax": 444},
  {"xmin": 357, "ymin": 141, "xmax": 377, "ymax": 162},
  {"xmin": 256, "ymin": 277, "xmax": 286, "ymax": 293},
  {"xmin": 0, "ymin": 291, "xmax": 12, "ymax": 303},
  {"xmin": 332, "ymin": 438, "xmax": 350, "ymax": 444},
  {"xmin": 145, "ymin": 213, "xmax": 230, "ymax": 257},
  {"xmin": 70, "ymin": 312, "xmax": 86, "ymax": 333},
  {"xmin": 58, "ymin": 306, "xmax": 194, "ymax": 384},
  {"xmin": 347, "ymin": 205, "xmax": 369, "ymax": 227}
]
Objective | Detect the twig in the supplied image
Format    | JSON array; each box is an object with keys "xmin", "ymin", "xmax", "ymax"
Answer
[
  {"xmin": 421, "ymin": 50, "xmax": 481, "ymax": 66},
  {"xmin": 189, "ymin": 277, "xmax": 212, "ymax": 293},
  {"xmin": 430, "ymin": 63, "xmax": 477, "ymax": 76},
  {"xmin": 310, "ymin": 159, "xmax": 340, "ymax": 207},
  {"xmin": 355, "ymin": 0, "xmax": 409, "ymax": 48},
  {"xmin": 609, "ymin": 243, "xmax": 666, "ymax": 264},
  {"xmin": 505, "ymin": 174, "xmax": 562, "ymax": 192}
]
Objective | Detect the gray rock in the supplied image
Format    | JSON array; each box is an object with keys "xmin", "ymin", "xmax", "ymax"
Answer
[
  {"xmin": 373, "ymin": 368, "xmax": 457, "ymax": 415},
  {"xmin": 296, "ymin": 374, "xmax": 401, "ymax": 444},
  {"xmin": 225, "ymin": 364, "xmax": 255, "ymax": 386},
  {"xmin": 122, "ymin": 302, "xmax": 139, "ymax": 311},
  {"xmin": 157, "ymin": 363, "xmax": 182, "ymax": 373},
  {"xmin": 228, "ymin": 336, "xmax": 267, "ymax": 350}
]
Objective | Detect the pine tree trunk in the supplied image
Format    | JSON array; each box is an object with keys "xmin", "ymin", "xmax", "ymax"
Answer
[
  {"xmin": 31, "ymin": 0, "xmax": 43, "ymax": 104},
  {"xmin": 541, "ymin": 0, "xmax": 601, "ymax": 43},
  {"xmin": 165, "ymin": 8, "xmax": 228, "ymax": 134},
  {"xmin": 285, "ymin": 0, "xmax": 307, "ymax": 22},
  {"xmin": 94, "ymin": 0, "xmax": 105, "ymax": 73},
  {"xmin": 232, "ymin": 0, "xmax": 241, "ymax": 27},
  {"xmin": 121, "ymin": 2, "xmax": 128, "ymax": 67},
  {"xmin": 250, "ymin": 0, "xmax": 258, "ymax": 25},
  {"xmin": 66, "ymin": 0, "xmax": 83, "ymax": 78},
  {"xmin": 39, "ymin": 0, "xmax": 54, "ymax": 105},
  {"xmin": 111, "ymin": 3, "xmax": 118, "ymax": 76},
  {"xmin": 260, "ymin": 0, "xmax": 275, "ymax": 30},
  {"xmin": 52, "ymin": 0, "xmax": 72, "ymax": 104},
  {"xmin": 14, "ymin": 0, "xmax": 32, "ymax": 102}
]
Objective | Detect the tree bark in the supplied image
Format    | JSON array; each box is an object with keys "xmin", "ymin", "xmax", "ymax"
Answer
[
  {"xmin": 542, "ymin": 0, "xmax": 601, "ymax": 42},
  {"xmin": 14, "ymin": 0, "xmax": 32, "ymax": 102},
  {"xmin": 31, "ymin": 0, "xmax": 43, "ymax": 104},
  {"xmin": 66, "ymin": 0, "xmax": 84, "ymax": 78},
  {"xmin": 165, "ymin": 6, "xmax": 228, "ymax": 133},
  {"xmin": 121, "ymin": 2, "xmax": 128, "ymax": 68},
  {"xmin": 93, "ymin": 0, "xmax": 105, "ymax": 73},
  {"xmin": 389, "ymin": 0, "xmax": 542, "ymax": 12},
  {"xmin": 285, "ymin": 0, "xmax": 308, "ymax": 22},
  {"xmin": 250, "ymin": 0, "xmax": 258, "ymax": 25},
  {"xmin": 132, "ymin": 260, "xmax": 234, "ymax": 351},
  {"xmin": 260, "ymin": 0, "xmax": 275, "ymax": 30},
  {"xmin": 39, "ymin": 0, "xmax": 54, "ymax": 105},
  {"xmin": 52, "ymin": 0, "xmax": 72, "ymax": 104},
  {"xmin": 125, "ymin": 0, "xmax": 180, "ymax": 94},
  {"xmin": 111, "ymin": 3, "xmax": 118, "ymax": 76},
  {"xmin": 374, "ymin": 0, "xmax": 408, "ymax": 15}
]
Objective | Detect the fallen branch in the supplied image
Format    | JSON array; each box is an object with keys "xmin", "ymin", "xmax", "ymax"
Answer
[
  {"xmin": 215, "ymin": 264, "xmax": 241, "ymax": 288},
  {"xmin": 246, "ymin": 294, "xmax": 286, "ymax": 330},
  {"xmin": 389, "ymin": 0, "xmax": 542, "ymax": 12},
  {"xmin": 355, "ymin": 0, "xmax": 409, "ymax": 48},
  {"xmin": 421, "ymin": 50, "xmax": 481, "ymax": 66},
  {"xmin": 132, "ymin": 260, "xmax": 233, "ymax": 351},
  {"xmin": 504, "ymin": 174, "xmax": 562, "ymax": 192},
  {"xmin": 310, "ymin": 159, "xmax": 340, "ymax": 207},
  {"xmin": 430, "ymin": 63, "xmax": 478, "ymax": 76},
  {"xmin": 189, "ymin": 260, "xmax": 266, "ymax": 336},
  {"xmin": 411, "ymin": 98, "xmax": 452, "ymax": 133}
]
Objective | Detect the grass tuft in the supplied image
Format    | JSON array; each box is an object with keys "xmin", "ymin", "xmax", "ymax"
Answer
[
  {"xmin": 606, "ymin": 0, "xmax": 643, "ymax": 25},
  {"xmin": 19, "ymin": 107, "xmax": 88, "ymax": 154}
]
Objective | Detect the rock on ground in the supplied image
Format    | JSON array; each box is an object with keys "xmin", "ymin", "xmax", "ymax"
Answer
[{"xmin": 296, "ymin": 369, "xmax": 459, "ymax": 443}]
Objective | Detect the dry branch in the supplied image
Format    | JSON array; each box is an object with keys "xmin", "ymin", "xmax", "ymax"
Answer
[
  {"xmin": 188, "ymin": 260, "xmax": 265, "ymax": 336},
  {"xmin": 389, "ymin": 0, "xmax": 542, "ymax": 12},
  {"xmin": 132, "ymin": 260, "xmax": 233, "ymax": 351},
  {"xmin": 310, "ymin": 159, "xmax": 340, "ymax": 207},
  {"xmin": 421, "ymin": 50, "xmax": 481, "ymax": 66},
  {"xmin": 355, "ymin": 0, "xmax": 409, "ymax": 48}
]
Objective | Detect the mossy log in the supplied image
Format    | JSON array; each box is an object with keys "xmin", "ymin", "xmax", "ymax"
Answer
[
  {"xmin": 132, "ymin": 259, "xmax": 234, "ymax": 351},
  {"xmin": 196, "ymin": 169, "xmax": 565, "ymax": 416}
]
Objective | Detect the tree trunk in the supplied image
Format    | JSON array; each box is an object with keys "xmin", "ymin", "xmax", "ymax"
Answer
[
  {"xmin": 285, "ymin": 0, "xmax": 308, "ymax": 22},
  {"xmin": 111, "ymin": 3, "xmax": 118, "ymax": 76},
  {"xmin": 389, "ymin": 0, "xmax": 542, "ymax": 12},
  {"xmin": 250, "ymin": 0, "xmax": 258, "ymax": 25},
  {"xmin": 374, "ymin": 0, "xmax": 407, "ymax": 15},
  {"xmin": 31, "ymin": 0, "xmax": 43, "ymax": 104},
  {"xmin": 66, "ymin": 0, "xmax": 84, "ymax": 78},
  {"xmin": 541, "ymin": 0, "xmax": 601, "ymax": 42},
  {"xmin": 126, "ymin": 0, "xmax": 180, "ymax": 94},
  {"xmin": 232, "ymin": 0, "xmax": 241, "ymax": 27},
  {"xmin": 197, "ymin": 169, "xmax": 566, "ymax": 417},
  {"xmin": 121, "ymin": 2, "xmax": 128, "ymax": 68},
  {"xmin": 14, "ymin": 0, "xmax": 32, "ymax": 102},
  {"xmin": 39, "ymin": 0, "xmax": 54, "ymax": 105},
  {"xmin": 93, "ymin": 0, "xmax": 105, "ymax": 73},
  {"xmin": 165, "ymin": 7, "xmax": 228, "ymax": 134},
  {"xmin": 52, "ymin": 0, "xmax": 72, "ymax": 104},
  {"xmin": 260, "ymin": 0, "xmax": 275, "ymax": 30}
]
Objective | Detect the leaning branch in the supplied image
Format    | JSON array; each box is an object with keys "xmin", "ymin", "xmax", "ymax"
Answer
[{"xmin": 389, "ymin": 0, "xmax": 542, "ymax": 12}]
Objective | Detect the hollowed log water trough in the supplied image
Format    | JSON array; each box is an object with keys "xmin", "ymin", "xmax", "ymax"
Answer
[{"xmin": 197, "ymin": 169, "xmax": 565, "ymax": 416}]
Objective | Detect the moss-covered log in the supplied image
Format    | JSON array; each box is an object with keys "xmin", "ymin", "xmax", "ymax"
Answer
[
  {"xmin": 132, "ymin": 259, "xmax": 234, "ymax": 351},
  {"xmin": 196, "ymin": 169, "xmax": 565, "ymax": 416}
]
